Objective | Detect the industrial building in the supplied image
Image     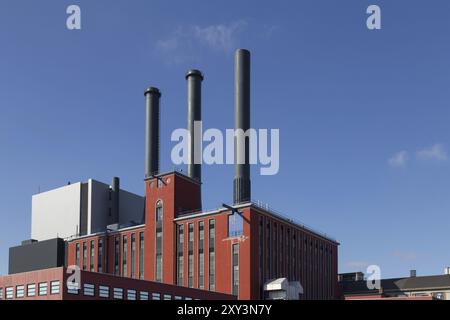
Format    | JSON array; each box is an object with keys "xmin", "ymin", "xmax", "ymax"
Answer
[
  {"xmin": 340, "ymin": 270, "xmax": 450, "ymax": 300},
  {"xmin": 0, "ymin": 49, "xmax": 339, "ymax": 300}
]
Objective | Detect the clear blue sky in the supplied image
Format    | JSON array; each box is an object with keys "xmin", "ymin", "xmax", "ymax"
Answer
[{"xmin": 1, "ymin": 0, "xmax": 450, "ymax": 279}]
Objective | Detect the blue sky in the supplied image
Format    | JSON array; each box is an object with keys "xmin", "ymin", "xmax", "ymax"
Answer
[{"xmin": 1, "ymin": 0, "xmax": 450, "ymax": 279}]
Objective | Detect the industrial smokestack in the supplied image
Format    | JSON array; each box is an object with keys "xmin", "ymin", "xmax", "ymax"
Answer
[
  {"xmin": 233, "ymin": 49, "xmax": 251, "ymax": 205},
  {"xmin": 144, "ymin": 87, "xmax": 161, "ymax": 179},
  {"xmin": 110, "ymin": 177, "xmax": 120, "ymax": 224},
  {"xmin": 186, "ymin": 69, "xmax": 203, "ymax": 182}
]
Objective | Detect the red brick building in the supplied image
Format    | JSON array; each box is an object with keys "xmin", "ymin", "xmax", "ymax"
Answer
[
  {"xmin": 66, "ymin": 171, "xmax": 339, "ymax": 300},
  {"xmin": 0, "ymin": 267, "xmax": 234, "ymax": 300}
]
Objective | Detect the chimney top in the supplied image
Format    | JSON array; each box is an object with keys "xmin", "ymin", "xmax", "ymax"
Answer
[
  {"xmin": 186, "ymin": 69, "xmax": 204, "ymax": 80},
  {"xmin": 144, "ymin": 87, "xmax": 161, "ymax": 97}
]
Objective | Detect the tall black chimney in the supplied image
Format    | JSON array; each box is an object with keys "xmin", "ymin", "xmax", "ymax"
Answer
[
  {"xmin": 110, "ymin": 177, "xmax": 120, "ymax": 224},
  {"xmin": 233, "ymin": 49, "xmax": 251, "ymax": 205},
  {"xmin": 144, "ymin": 87, "xmax": 161, "ymax": 179},
  {"xmin": 186, "ymin": 70, "xmax": 203, "ymax": 182}
]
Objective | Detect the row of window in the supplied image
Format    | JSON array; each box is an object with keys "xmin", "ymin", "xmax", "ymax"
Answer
[
  {"xmin": 75, "ymin": 232, "xmax": 145, "ymax": 279},
  {"xmin": 0, "ymin": 281, "xmax": 60, "ymax": 299},
  {"xmin": 258, "ymin": 215, "xmax": 335, "ymax": 300},
  {"xmin": 68, "ymin": 283, "xmax": 196, "ymax": 301},
  {"xmin": 176, "ymin": 219, "xmax": 216, "ymax": 291}
]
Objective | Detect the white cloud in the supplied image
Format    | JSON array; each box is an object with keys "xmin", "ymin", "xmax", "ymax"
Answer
[
  {"xmin": 390, "ymin": 251, "xmax": 417, "ymax": 261},
  {"xmin": 155, "ymin": 20, "xmax": 247, "ymax": 64},
  {"xmin": 193, "ymin": 20, "xmax": 247, "ymax": 52},
  {"xmin": 417, "ymin": 143, "xmax": 448, "ymax": 162},
  {"xmin": 388, "ymin": 151, "xmax": 409, "ymax": 168},
  {"xmin": 345, "ymin": 261, "xmax": 371, "ymax": 270}
]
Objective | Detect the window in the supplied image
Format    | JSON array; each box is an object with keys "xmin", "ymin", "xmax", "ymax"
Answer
[
  {"xmin": 177, "ymin": 224, "xmax": 184, "ymax": 286},
  {"xmin": 228, "ymin": 212, "xmax": 244, "ymax": 237},
  {"xmin": 27, "ymin": 283, "xmax": 36, "ymax": 297},
  {"xmin": 51, "ymin": 281, "xmax": 60, "ymax": 295},
  {"xmin": 114, "ymin": 236, "xmax": 120, "ymax": 276},
  {"xmin": 0, "ymin": 287, "xmax": 3, "ymax": 300},
  {"xmin": 152, "ymin": 293, "xmax": 161, "ymax": 300},
  {"xmin": 16, "ymin": 285, "xmax": 24, "ymax": 298},
  {"xmin": 156, "ymin": 200, "xmax": 163, "ymax": 222},
  {"xmin": 131, "ymin": 233, "xmax": 136, "ymax": 278},
  {"xmin": 113, "ymin": 288, "xmax": 123, "ymax": 300},
  {"xmin": 122, "ymin": 235, "xmax": 128, "ymax": 277},
  {"xmin": 67, "ymin": 284, "xmax": 79, "ymax": 295},
  {"xmin": 280, "ymin": 226, "xmax": 284, "ymax": 276},
  {"xmin": 232, "ymin": 243, "xmax": 239, "ymax": 296},
  {"xmin": 139, "ymin": 232, "xmax": 145, "ymax": 280},
  {"xmin": 198, "ymin": 221, "xmax": 205, "ymax": 289},
  {"xmin": 82, "ymin": 242, "xmax": 87, "ymax": 271},
  {"xmin": 209, "ymin": 219, "xmax": 215, "ymax": 291},
  {"xmin": 83, "ymin": 283, "xmax": 94, "ymax": 296},
  {"xmin": 98, "ymin": 239, "xmax": 103, "ymax": 273},
  {"xmin": 38, "ymin": 283, "xmax": 48, "ymax": 296},
  {"xmin": 90, "ymin": 240, "xmax": 95, "ymax": 272},
  {"xmin": 258, "ymin": 217, "xmax": 263, "ymax": 292},
  {"xmin": 6, "ymin": 287, "xmax": 13, "ymax": 299},
  {"xmin": 140, "ymin": 291, "xmax": 149, "ymax": 300},
  {"xmin": 273, "ymin": 223, "xmax": 277, "ymax": 276},
  {"xmin": 265, "ymin": 219, "xmax": 271, "ymax": 280},
  {"xmin": 175, "ymin": 296, "xmax": 183, "ymax": 300},
  {"xmin": 75, "ymin": 243, "xmax": 80, "ymax": 267},
  {"xmin": 155, "ymin": 201, "xmax": 163, "ymax": 282},
  {"xmin": 99, "ymin": 286, "xmax": 109, "ymax": 298},
  {"xmin": 185, "ymin": 297, "xmax": 193, "ymax": 300},
  {"xmin": 286, "ymin": 228, "xmax": 290, "ymax": 278},
  {"xmin": 188, "ymin": 223, "xmax": 194, "ymax": 288},
  {"xmin": 127, "ymin": 289, "xmax": 136, "ymax": 300},
  {"xmin": 164, "ymin": 294, "xmax": 172, "ymax": 300}
]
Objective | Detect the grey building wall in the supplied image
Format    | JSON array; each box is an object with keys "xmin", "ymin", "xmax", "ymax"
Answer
[
  {"xmin": 31, "ymin": 179, "xmax": 144, "ymax": 241},
  {"xmin": 9, "ymin": 238, "xmax": 66, "ymax": 275}
]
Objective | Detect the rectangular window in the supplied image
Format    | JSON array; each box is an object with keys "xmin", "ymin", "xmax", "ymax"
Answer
[
  {"xmin": 232, "ymin": 243, "xmax": 239, "ymax": 296},
  {"xmin": 266, "ymin": 219, "xmax": 271, "ymax": 279},
  {"xmin": 16, "ymin": 285, "xmax": 24, "ymax": 298},
  {"xmin": 82, "ymin": 242, "xmax": 87, "ymax": 271},
  {"xmin": 0, "ymin": 287, "xmax": 3, "ymax": 300},
  {"xmin": 177, "ymin": 224, "xmax": 184, "ymax": 286},
  {"xmin": 27, "ymin": 284, "xmax": 36, "ymax": 297},
  {"xmin": 83, "ymin": 283, "xmax": 95, "ymax": 297},
  {"xmin": 90, "ymin": 240, "xmax": 95, "ymax": 272},
  {"xmin": 164, "ymin": 294, "xmax": 172, "ymax": 300},
  {"xmin": 280, "ymin": 226, "xmax": 284, "ymax": 276},
  {"xmin": 139, "ymin": 232, "xmax": 145, "ymax": 280},
  {"xmin": 273, "ymin": 223, "xmax": 277, "ymax": 276},
  {"xmin": 188, "ymin": 223, "xmax": 194, "ymax": 288},
  {"xmin": 113, "ymin": 288, "xmax": 123, "ymax": 300},
  {"xmin": 114, "ymin": 236, "xmax": 120, "ymax": 276},
  {"xmin": 175, "ymin": 296, "xmax": 183, "ymax": 300},
  {"xmin": 286, "ymin": 228, "xmax": 290, "ymax": 278},
  {"xmin": 198, "ymin": 221, "xmax": 205, "ymax": 289},
  {"xmin": 152, "ymin": 292, "xmax": 161, "ymax": 300},
  {"xmin": 75, "ymin": 243, "xmax": 80, "ymax": 267},
  {"xmin": 209, "ymin": 219, "xmax": 215, "ymax": 291},
  {"xmin": 155, "ymin": 206, "xmax": 163, "ymax": 283},
  {"xmin": 140, "ymin": 291, "xmax": 149, "ymax": 300},
  {"xmin": 99, "ymin": 286, "xmax": 109, "ymax": 298},
  {"xmin": 6, "ymin": 287, "xmax": 13, "ymax": 299},
  {"xmin": 98, "ymin": 239, "xmax": 103, "ymax": 273},
  {"xmin": 258, "ymin": 217, "xmax": 263, "ymax": 293},
  {"xmin": 38, "ymin": 283, "xmax": 48, "ymax": 296},
  {"xmin": 50, "ymin": 281, "xmax": 60, "ymax": 295},
  {"xmin": 228, "ymin": 212, "xmax": 244, "ymax": 237},
  {"xmin": 127, "ymin": 289, "xmax": 137, "ymax": 300},
  {"xmin": 122, "ymin": 235, "xmax": 128, "ymax": 277},
  {"xmin": 131, "ymin": 233, "xmax": 136, "ymax": 278}
]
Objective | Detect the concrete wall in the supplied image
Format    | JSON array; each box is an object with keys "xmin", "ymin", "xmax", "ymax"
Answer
[
  {"xmin": 31, "ymin": 179, "xmax": 144, "ymax": 242},
  {"xmin": 31, "ymin": 183, "xmax": 83, "ymax": 241}
]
